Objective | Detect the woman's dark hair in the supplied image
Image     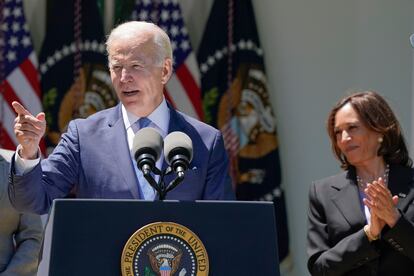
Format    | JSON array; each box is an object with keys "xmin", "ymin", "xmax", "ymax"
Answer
[{"xmin": 327, "ymin": 91, "xmax": 412, "ymax": 169}]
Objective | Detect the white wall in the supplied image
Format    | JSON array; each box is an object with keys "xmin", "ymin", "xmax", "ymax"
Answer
[
  {"xmin": 23, "ymin": 1, "xmax": 414, "ymax": 275},
  {"xmin": 254, "ymin": 1, "xmax": 414, "ymax": 275}
]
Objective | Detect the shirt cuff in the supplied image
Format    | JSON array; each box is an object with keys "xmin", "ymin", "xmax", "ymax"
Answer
[{"xmin": 14, "ymin": 144, "xmax": 40, "ymax": 175}]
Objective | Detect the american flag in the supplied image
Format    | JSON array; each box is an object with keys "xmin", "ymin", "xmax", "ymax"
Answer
[
  {"xmin": 221, "ymin": 116, "xmax": 240, "ymax": 188},
  {"xmin": 0, "ymin": 0, "xmax": 44, "ymax": 152},
  {"xmin": 131, "ymin": 0, "xmax": 203, "ymax": 120}
]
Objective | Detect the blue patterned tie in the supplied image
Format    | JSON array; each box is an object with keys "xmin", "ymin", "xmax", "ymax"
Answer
[
  {"xmin": 132, "ymin": 117, "xmax": 151, "ymax": 133},
  {"xmin": 132, "ymin": 117, "xmax": 156, "ymax": 199}
]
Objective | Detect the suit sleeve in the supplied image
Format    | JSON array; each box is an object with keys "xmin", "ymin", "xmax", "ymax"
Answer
[
  {"xmin": 381, "ymin": 201, "xmax": 414, "ymax": 262},
  {"xmin": 307, "ymin": 181, "xmax": 380, "ymax": 275},
  {"xmin": 202, "ymin": 131, "xmax": 235, "ymax": 200},
  {"xmin": 9, "ymin": 120, "xmax": 81, "ymax": 215},
  {"xmin": 1, "ymin": 213, "xmax": 43, "ymax": 276}
]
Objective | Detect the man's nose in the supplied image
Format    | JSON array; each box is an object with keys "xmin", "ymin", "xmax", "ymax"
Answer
[{"xmin": 120, "ymin": 68, "xmax": 132, "ymax": 82}]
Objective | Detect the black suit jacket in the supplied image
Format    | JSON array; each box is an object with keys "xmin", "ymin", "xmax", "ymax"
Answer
[{"xmin": 307, "ymin": 164, "xmax": 414, "ymax": 276}]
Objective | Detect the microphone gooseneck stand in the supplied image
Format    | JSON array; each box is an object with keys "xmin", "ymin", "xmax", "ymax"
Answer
[
  {"xmin": 142, "ymin": 166, "xmax": 185, "ymax": 200},
  {"xmin": 133, "ymin": 129, "xmax": 192, "ymax": 200}
]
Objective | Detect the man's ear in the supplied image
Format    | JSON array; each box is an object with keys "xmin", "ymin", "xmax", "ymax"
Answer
[{"xmin": 161, "ymin": 58, "xmax": 173, "ymax": 84}]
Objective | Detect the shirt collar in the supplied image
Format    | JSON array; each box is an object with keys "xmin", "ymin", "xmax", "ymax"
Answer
[{"xmin": 122, "ymin": 98, "xmax": 170, "ymax": 136}]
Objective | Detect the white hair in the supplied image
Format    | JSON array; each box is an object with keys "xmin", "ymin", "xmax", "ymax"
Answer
[{"xmin": 106, "ymin": 21, "xmax": 173, "ymax": 66}]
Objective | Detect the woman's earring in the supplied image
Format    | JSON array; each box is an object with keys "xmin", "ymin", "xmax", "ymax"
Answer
[{"xmin": 378, "ymin": 137, "xmax": 383, "ymax": 143}]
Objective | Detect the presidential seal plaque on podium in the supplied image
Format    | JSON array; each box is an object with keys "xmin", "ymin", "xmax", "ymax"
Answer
[
  {"xmin": 38, "ymin": 200, "xmax": 279, "ymax": 275},
  {"xmin": 121, "ymin": 222, "xmax": 209, "ymax": 276}
]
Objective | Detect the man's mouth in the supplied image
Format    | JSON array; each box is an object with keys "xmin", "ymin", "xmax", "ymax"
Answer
[{"xmin": 123, "ymin": 90, "xmax": 139, "ymax": 96}]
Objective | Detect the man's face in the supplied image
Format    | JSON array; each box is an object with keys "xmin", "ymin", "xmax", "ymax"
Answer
[{"xmin": 108, "ymin": 32, "xmax": 172, "ymax": 117}]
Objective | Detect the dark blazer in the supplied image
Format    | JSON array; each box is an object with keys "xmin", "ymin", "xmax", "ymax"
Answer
[
  {"xmin": 307, "ymin": 164, "xmax": 414, "ymax": 276},
  {"xmin": 9, "ymin": 104, "xmax": 235, "ymax": 215},
  {"xmin": 0, "ymin": 149, "xmax": 42, "ymax": 276}
]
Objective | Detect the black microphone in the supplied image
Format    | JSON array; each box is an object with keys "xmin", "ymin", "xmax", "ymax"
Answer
[
  {"xmin": 132, "ymin": 128, "xmax": 163, "ymax": 175},
  {"xmin": 164, "ymin": 131, "xmax": 193, "ymax": 178}
]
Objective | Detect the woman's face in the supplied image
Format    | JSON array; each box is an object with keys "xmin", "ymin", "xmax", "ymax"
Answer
[{"xmin": 334, "ymin": 103, "xmax": 382, "ymax": 167}]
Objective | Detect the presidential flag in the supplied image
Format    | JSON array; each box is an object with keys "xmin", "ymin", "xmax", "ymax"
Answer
[
  {"xmin": 0, "ymin": 0, "xmax": 44, "ymax": 152},
  {"xmin": 39, "ymin": 0, "xmax": 117, "ymax": 152},
  {"xmin": 131, "ymin": 0, "xmax": 203, "ymax": 120},
  {"xmin": 198, "ymin": 0, "xmax": 291, "ymax": 269}
]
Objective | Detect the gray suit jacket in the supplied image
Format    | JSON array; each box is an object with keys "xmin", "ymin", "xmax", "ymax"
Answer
[
  {"xmin": 307, "ymin": 164, "xmax": 414, "ymax": 276},
  {"xmin": 0, "ymin": 149, "xmax": 42, "ymax": 276}
]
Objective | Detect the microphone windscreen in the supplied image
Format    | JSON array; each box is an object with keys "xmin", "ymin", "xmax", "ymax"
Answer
[
  {"xmin": 132, "ymin": 128, "xmax": 163, "ymax": 161},
  {"xmin": 163, "ymin": 131, "xmax": 193, "ymax": 164},
  {"xmin": 411, "ymin": 34, "xmax": 414, "ymax": 48}
]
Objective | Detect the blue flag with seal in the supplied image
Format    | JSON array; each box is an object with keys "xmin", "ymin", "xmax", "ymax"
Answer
[
  {"xmin": 197, "ymin": 0, "xmax": 291, "ymax": 269},
  {"xmin": 39, "ymin": 0, "xmax": 117, "ymax": 153}
]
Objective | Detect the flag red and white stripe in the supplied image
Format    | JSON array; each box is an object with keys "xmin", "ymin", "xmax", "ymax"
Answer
[
  {"xmin": 131, "ymin": 0, "xmax": 203, "ymax": 120},
  {"xmin": 0, "ymin": 0, "xmax": 44, "ymax": 153}
]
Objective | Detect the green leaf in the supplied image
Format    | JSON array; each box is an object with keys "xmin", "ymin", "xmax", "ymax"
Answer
[{"xmin": 202, "ymin": 87, "xmax": 219, "ymax": 124}]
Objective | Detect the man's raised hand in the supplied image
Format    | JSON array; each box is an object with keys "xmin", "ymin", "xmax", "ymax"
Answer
[{"xmin": 12, "ymin": 101, "xmax": 46, "ymax": 159}]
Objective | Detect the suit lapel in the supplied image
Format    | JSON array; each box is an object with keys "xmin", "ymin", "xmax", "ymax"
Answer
[
  {"xmin": 161, "ymin": 106, "xmax": 187, "ymax": 186},
  {"xmin": 166, "ymin": 103, "xmax": 184, "ymax": 133},
  {"xmin": 161, "ymin": 105, "xmax": 185, "ymax": 173},
  {"xmin": 332, "ymin": 170, "xmax": 366, "ymax": 227},
  {"xmin": 388, "ymin": 164, "xmax": 414, "ymax": 211},
  {"xmin": 331, "ymin": 165, "xmax": 414, "ymax": 227},
  {"xmin": 105, "ymin": 105, "xmax": 140, "ymax": 198}
]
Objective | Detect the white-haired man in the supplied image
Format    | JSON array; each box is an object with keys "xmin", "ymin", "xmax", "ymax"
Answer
[{"xmin": 9, "ymin": 21, "xmax": 235, "ymax": 215}]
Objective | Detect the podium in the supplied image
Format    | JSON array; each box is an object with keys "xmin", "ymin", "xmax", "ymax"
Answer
[{"xmin": 39, "ymin": 199, "xmax": 280, "ymax": 275}]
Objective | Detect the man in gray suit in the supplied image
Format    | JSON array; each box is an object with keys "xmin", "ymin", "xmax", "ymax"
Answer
[{"xmin": 0, "ymin": 148, "xmax": 42, "ymax": 275}]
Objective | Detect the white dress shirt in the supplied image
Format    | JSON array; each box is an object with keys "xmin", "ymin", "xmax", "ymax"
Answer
[{"xmin": 123, "ymin": 98, "xmax": 170, "ymax": 199}]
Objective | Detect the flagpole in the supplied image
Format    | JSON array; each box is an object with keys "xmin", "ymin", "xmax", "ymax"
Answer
[{"xmin": 104, "ymin": 0, "xmax": 114, "ymax": 34}]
